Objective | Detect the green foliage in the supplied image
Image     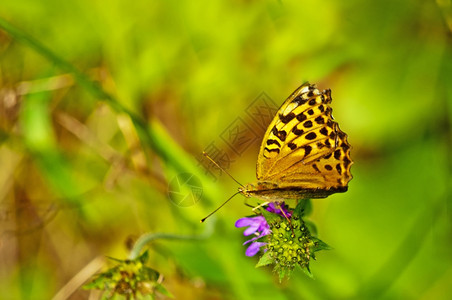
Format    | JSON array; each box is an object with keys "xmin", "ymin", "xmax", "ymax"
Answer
[
  {"xmin": 294, "ymin": 199, "xmax": 312, "ymax": 218},
  {"xmin": 256, "ymin": 251, "xmax": 273, "ymax": 268},
  {"xmin": 84, "ymin": 251, "xmax": 173, "ymax": 300}
]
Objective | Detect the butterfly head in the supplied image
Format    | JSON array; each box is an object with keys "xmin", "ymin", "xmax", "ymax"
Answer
[{"xmin": 238, "ymin": 184, "xmax": 255, "ymax": 198}]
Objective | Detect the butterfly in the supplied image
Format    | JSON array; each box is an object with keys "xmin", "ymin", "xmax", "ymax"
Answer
[{"xmin": 239, "ymin": 82, "xmax": 352, "ymax": 201}]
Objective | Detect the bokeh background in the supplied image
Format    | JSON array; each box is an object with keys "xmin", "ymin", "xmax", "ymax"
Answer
[{"xmin": 1, "ymin": 0, "xmax": 451, "ymax": 299}]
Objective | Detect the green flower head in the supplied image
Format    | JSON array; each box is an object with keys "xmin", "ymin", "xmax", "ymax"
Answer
[{"xmin": 238, "ymin": 201, "xmax": 331, "ymax": 281}]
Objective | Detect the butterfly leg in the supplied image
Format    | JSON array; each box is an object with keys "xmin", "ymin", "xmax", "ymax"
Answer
[
  {"xmin": 252, "ymin": 201, "xmax": 270, "ymax": 212},
  {"xmin": 243, "ymin": 198, "xmax": 257, "ymax": 210},
  {"xmin": 243, "ymin": 199, "xmax": 268, "ymax": 213},
  {"xmin": 275, "ymin": 201, "xmax": 295, "ymax": 236}
]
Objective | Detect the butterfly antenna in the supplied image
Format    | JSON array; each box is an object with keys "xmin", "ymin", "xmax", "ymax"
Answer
[
  {"xmin": 202, "ymin": 152, "xmax": 245, "ymax": 188},
  {"xmin": 200, "ymin": 191, "xmax": 241, "ymax": 223}
]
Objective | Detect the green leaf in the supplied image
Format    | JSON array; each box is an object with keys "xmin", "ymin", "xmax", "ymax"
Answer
[
  {"xmin": 105, "ymin": 256, "xmax": 124, "ymax": 263},
  {"xmin": 140, "ymin": 267, "xmax": 160, "ymax": 282},
  {"xmin": 138, "ymin": 250, "xmax": 149, "ymax": 264},
  {"xmin": 83, "ymin": 273, "xmax": 114, "ymax": 290},
  {"xmin": 19, "ymin": 91, "xmax": 84, "ymax": 201},
  {"xmin": 294, "ymin": 199, "xmax": 312, "ymax": 218},
  {"xmin": 276, "ymin": 267, "xmax": 293, "ymax": 283},
  {"xmin": 301, "ymin": 265, "xmax": 314, "ymax": 279},
  {"xmin": 155, "ymin": 284, "xmax": 174, "ymax": 298},
  {"xmin": 256, "ymin": 251, "xmax": 273, "ymax": 268},
  {"xmin": 311, "ymin": 237, "xmax": 332, "ymax": 252},
  {"xmin": 20, "ymin": 92, "xmax": 55, "ymax": 151},
  {"xmin": 304, "ymin": 219, "xmax": 318, "ymax": 237}
]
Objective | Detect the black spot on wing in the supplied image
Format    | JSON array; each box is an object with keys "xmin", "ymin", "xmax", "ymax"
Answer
[
  {"xmin": 279, "ymin": 112, "xmax": 296, "ymax": 124},
  {"xmin": 292, "ymin": 126, "xmax": 304, "ymax": 136},
  {"xmin": 343, "ymin": 156, "xmax": 352, "ymax": 168},
  {"xmin": 305, "ymin": 132, "xmax": 317, "ymax": 140},
  {"xmin": 266, "ymin": 139, "xmax": 281, "ymax": 147},
  {"xmin": 278, "ymin": 131, "xmax": 287, "ymax": 141},
  {"xmin": 303, "ymin": 120, "xmax": 313, "ymax": 128},
  {"xmin": 272, "ymin": 126, "xmax": 287, "ymax": 142},
  {"xmin": 287, "ymin": 142, "xmax": 297, "ymax": 150},
  {"xmin": 325, "ymin": 89, "xmax": 332, "ymax": 101},
  {"xmin": 296, "ymin": 113, "xmax": 307, "ymax": 122},
  {"xmin": 336, "ymin": 163, "xmax": 342, "ymax": 174},
  {"xmin": 312, "ymin": 164, "xmax": 320, "ymax": 173},
  {"xmin": 293, "ymin": 95, "xmax": 308, "ymax": 105},
  {"xmin": 303, "ymin": 145, "xmax": 312, "ymax": 157},
  {"xmin": 315, "ymin": 116, "xmax": 324, "ymax": 124},
  {"xmin": 265, "ymin": 147, "xmax": 280, "ymax": 154}
]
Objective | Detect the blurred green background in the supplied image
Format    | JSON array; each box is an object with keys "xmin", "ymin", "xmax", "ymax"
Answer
[{"xmin": 0, "ymin": 0, "xmax": 451, "ymax": 299}]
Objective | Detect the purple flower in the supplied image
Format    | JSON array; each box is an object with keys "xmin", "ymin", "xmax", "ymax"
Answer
[
  {"xmin": 236, "ymin": 203, "xmax": 294, "ymax": 257},
  {"xmin": 235, "ymin": 216, "xmax": 270, "ymax": 236},
  {"xmin": 244, "ymin": 241, "xmax": 267, "ymax": 257},
  {"xmin": 266, "ymin": 202, "xmax": 292, "ymax": 218},
  {"xmin": 235, "ymin": 216, "xmax": 270, "ymax": 257}
]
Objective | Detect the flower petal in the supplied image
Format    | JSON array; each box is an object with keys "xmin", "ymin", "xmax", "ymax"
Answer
[
  {"xmin": 236, "ymin": 216, "xmax": 269, "ymax": 236},
  {"xmin": 245, "ymin": 242, "xmax": 267, "ymax": 257},
  {"xmin": 243, "ymin": 224, "xmax": 259, "ymax": 236},
  {"xmin": 235, "ymin": 217, "xmax": 254, "ymax": 228},
  {"xmin": 243, "ymin": 235, "xmax": 259, "ymax": 245},
  {"xmin": 266, "ymin": 202, "xmax": 278, "ymax": 213},
  {"xmin": 266, "ymin": 202, "xmax": 292, "ymax": 218},
  {"xmin": 260, "ymin": 227, "xmax": 271, "ymax": 236}
]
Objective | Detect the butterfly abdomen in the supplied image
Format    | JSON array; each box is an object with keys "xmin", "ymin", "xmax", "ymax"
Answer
[{"xmin": 246, "ymin": 185, "xmax": 348, "ymax": 201}]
